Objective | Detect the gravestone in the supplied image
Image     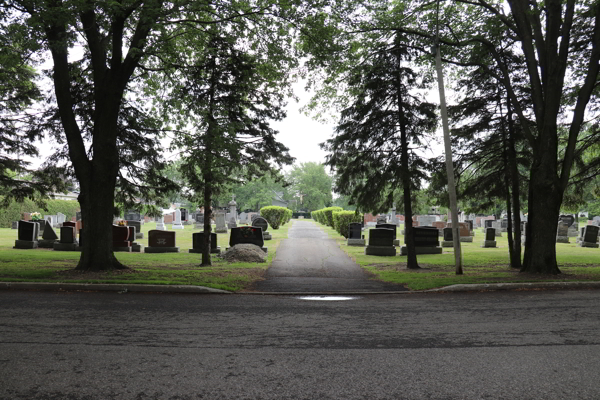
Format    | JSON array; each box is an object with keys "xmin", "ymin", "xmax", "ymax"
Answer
[
  {"xmin": 227, "ymin": 226, "xmax": 267, "ymax": 253},
  {"xmin": 484, "ymin": 219, "xmax": 494, "ymax": 228},
  {"xmin": 190, "ymin": 232, "xmax": 221, "ymax": 254},
  {"xmin": 112, "ymin": 225, "xmax": 132, "ymax": 252},
  {"xmin": 432, "ymin": 221, "xmax": 446, "ymax": 236},
  {"xmin": 164, "ymin": 213, "xmax": 174, "ymax": 224},
  {"xmin": 124, "ymin": 210, "xmax": 141, "ymax": 221},
  {"xmin": 56, "ymin": 212, "xmax": 66, "ymax": 225},
  {"xmin": 389, "ymin": 205, "xmax": 398, "ymax": 225},
  {"xmin": 376, "ymin": 215, "xmax": 387, "ymax": 224},
  {"xmin": 228, "ymin": 196, "xmax": 238, "ymax": 228},
  {"xmin": 44, "ymin": 215, "xmax": 58, "ymax": 228},
  {"xmin": 239, "ymin": 212, "xmax": 248, "ymax": 224},
  {"xmin": 194, "ymin": 213, "xmax": 205, "ymax": 229},
  {"xmin": 559, "ymin": 214, "xmax": 575, "ymax": 227},
  {"xmin": 215, "ymin": 212, "xmax": 228, "ymax": 234},
  {"xmin": 416, "ymin": 215, "xmax": 436, "ymax": 227},
  {"xmin": 127, "ymin": 226, "xmax": 142, "ymax": 252},
  {"xmin": 35, "ymin": 219, "xmax": 46, "ymax": 234},
  {"xmin": 180, "ymin": 208, "xmax": 188, "ymax": 222},
  {"xmin": 76, "ymin": 211, "xmax": 82, "ymax": 221},
  {"xmin": 252, "ymin": 217, "xmax": 271, "ymax": 240},
  {"xmin": 172, "ymin": 209, "xmax": 184, "ymax": 230},
  {"xmin": 400, "ymin": 227, "xmax": 442, "ymax": 255},
  {"xmin": 481, "ymin": 227, "xmax": 497, "ymax": 248},
  {"xmin": 456, "ymin": 222, "xmax": 473, "ymax": 242},
  {"xmin": 53, "ymin": 226, "xmax": 78, "ymax": 251},
  {"xmin": 442, "ymin": 227, "xmax": 454, "ymax": 247},
  {"xmin": 155, "ymin": 216, "xmax": 166, "ymax": 230},
  {"xmin": 579, "ymin": 225, "xmax": 599, "ymax": 248},
  {"xmin": 38, "ymin": 223, "xmax": 59, "ymax": 248},
  {"xmin": 145, "ymin": 230, "xmax": 179, "ymax": 253},
  {"xmin": 376, "ymin": 223, "xmax": 399, "ymax": 245},
  {"xmin": 13, "ymin": 221, "xmax": 39, "ymax": 249},
  {"xmin": 347, "ymin": 222, "xmax": 365, "ymax": 246},
  {"xmin": 127, "ymin": 220, "xmax": 143, "ymax": 239},
  {"xmin": 556, "ymin": 222, "xmax": 570, "ymax": 243},
  {"xmin": 11, "ymin": 221, "xmax": 18, "ymax": 229},
  {"xmin": 491, "ymin": 221, "xmax": 503, "ymax": 237},
  {"xmin": 365, "ymin": 228, "xmax": 396, "ymax": 256},
  {"xmin": 465, "ymin": 220, "xmax": 474, "ymax": 233}
]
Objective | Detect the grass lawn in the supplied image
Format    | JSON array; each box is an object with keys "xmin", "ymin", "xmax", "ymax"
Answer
[
  {"xmin": 317, "ymin": 223, "xmax": 600, "ymax": 290},
  {"xmin": 0, "ymin": 221, "xmax": 293, "ymax": 292}
]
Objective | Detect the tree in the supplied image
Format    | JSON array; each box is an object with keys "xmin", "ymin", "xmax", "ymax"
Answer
[
  {"xmin": 168, "ymin": 31, "xmax": 293, "ymax": 265},
  {"xmin": 321, "ymin": 33, "xmax": 437, "ymax": 270},
  {"xmin": 0, "ymin": 18, "xmax": 66, "ymax": 204},
  {"xmin": 3, "ymin": 0, "xmax": 308, "ymax": 271},
  {"xmin": 231, "ymin": 172, "xmax": 288, "ymax": 212},
  {"xmin": 286, "ymin": 162, "xmax": 333, "ymax": 211}
]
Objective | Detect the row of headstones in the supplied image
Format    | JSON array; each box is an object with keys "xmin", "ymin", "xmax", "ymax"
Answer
[
  {"xmin": 13, "ymin": 220, "xmax": 82, "ymax": 250},
  {"xmin": 12, "ymin": 213, "xmax": 68, "ymax": 230},
  {"xmin": 347, "ymin": 223, "xmax": 443, "ymax": 256}
]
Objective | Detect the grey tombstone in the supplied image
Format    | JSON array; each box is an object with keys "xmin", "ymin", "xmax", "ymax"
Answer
[
  {"xmin": 44, "ymin": 215, "xmax": 58, "ymax": 228},
  {"xmin": 124, "ymin": 210, "xmax": 141, "ymax": 221},
  {"xmin": 365, "ymin": 228, "xmax": 396, "ymax": 256},
  {"xmin": 347, "ymin": 222, "xmax": 365, "ymax": 246},
  {"xmin": 11, "ymin": 221, "xmax": 18, "ymax": 229},
  {"xmin": 252, "ymin": 217, "xmax": 271, "ymax": 240},
  {"xmin": 226, "ymin": 226, "xmax": 267, "ymax": 253},
  {"xmin": 417, "ymin": 215, "xmax": 436, "ymax": 227},
  {"xmin": 376, "ymin": 215, "xmax": 387, "ymax": 224},
  {"xmin": 172, "ymin": 209, "xmax": 184, "ymax": 230},
  {"xmin": 559, "ymin": 214, "xmax": 576, "ymax": 227},
  {"xmin": 13, "ymin": 221, "xmax": 38, "ymax": 249},
  {"xmin": 56, "ymin": 212, "xmax": 66, "ymax": 225},
  {"xmin": 39, "ymin": 223, "xmax": 59, "ymax": 248},
  {"xmin": 36, "ymin": 219, "xmax": 46, "ymax": 235},
  {"xmin": 215, "ymin": 213, "xmax": 228, "ymax": 234},
  {"xmin": 190, "ymin": 232, "xmax": 221, "ymax": 254},
  {"xmin": 239, "ymin": 212, "xmax": 248, "ymax": 224},
  {"xmin": 579, "ymin": 225, "xmax": 599, "ymax": 248},
  {"xmin": 481, "ymin": 227, "xmax": 497, "ymax": 248},
  {"xmin": 155, "ymin": 216, "xmax": 166, "ymax": 230},
  {"xmin": 556, "ymin": 222, "xmax": 570, "ymax": 243}
]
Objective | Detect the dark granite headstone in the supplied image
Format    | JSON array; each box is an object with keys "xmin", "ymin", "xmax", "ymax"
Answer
[
  {"xmin": 559, "ymin": 214, "xmax": 575, "ymax": 227},
  {"xmin": 412, "ymin": 227, "xmax": 440, "ymax": 247},
  {"xmin": 368, "ymin": 228, "xmax": 394, "ymax": 247},
  {"xmin": 18, "ymin": 221, "xmax": 37, "ymax": 241},
  {"xmin": 229, "ymin": 226, "xmax": 264, "ymax": 248},
  {"xmin": 63, "ymin": 221, "xmax": 77, "ymax": 237},
  {"xmin": 112, "ymin": 225, "xmax": 131, "ymax": 247},
  {"xmin": 465, "ymin": 220, "xmax": 473, "ymax": 231},
  {"xmin": 180, "ymin": 208, "xmax": 188, "ymax": 221},
  {"xmin": 11, "ymin": 221, "xmax": 18, "ymax": 229},
  {"xmin": 195, "ymin": 213, "xmax": 204, "ymax": 223},
  {"xmin": 443, "ymin": 227, "xmax": 453, "ymax": 242},
  {"xmin": 127, "ymin": 220, "xmax": 141, "ymax": 233},
  {"xmin": 500, "ymin": 219, "xmax": 508, "ymax": 229},
  {"xmin": 252, "ymin": 217, "xmax": 269, "ymax": 233},
  {"xmin": 76, "ymin": 211, "xmax": 82, "ymax": 221},
  {"xmin": 375, "ymin": 223, "xmax": 397, "ymax": 239},
  {"xmin": 60, "ymin": 226, "xmax": 76, "ymax": 244},
  {"xmin": 348, "ymin": 223, "xmax": 362, "ymax": 239},
  {"xmin": 42, "ymin": 223, "xmax": 59, "ymax": 241},
  {"xmin": 583, "ymin": 226, "xmax": 599, "ymax": 243},
  {"xmin": 485, "ymin": 220, "xmax": 494, "ymax": 228},
  {"xmin": 192, "ymin": 232, "xmax": 218, "ymax": 252},
  {"xmin": 148, "ymin": 230, "xmax": 176, "ymax": 247},
  {"xmin": 251, "ymin": 214, "xmax": 260, "ymax": 222},
  {"xmin": 485, "ymin": 227, "xmax": 496, "ymax": 241}
]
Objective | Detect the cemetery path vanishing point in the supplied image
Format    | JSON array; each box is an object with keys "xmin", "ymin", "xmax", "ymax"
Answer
[{"xmin": 250, "ymin": 220, "xmax": 407, "ymax": 293}]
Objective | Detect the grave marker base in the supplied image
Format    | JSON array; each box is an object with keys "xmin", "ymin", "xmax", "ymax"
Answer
[
  {"xmin": 215, "ymin": 228, "xmax": 228, "ymax": 234},
  {"xmin": 144, "ymin": 247, "xmax": 180, "ymax": 253},
  {"xmin": 263, "ymin": 233, "xmax": 272, "ymax": 240},
  {"xmin": 13, "ymin": 240, "xmax": 38, "ymax": 249},
  {"xmin": 556, "ymin": 236, "xmax": 570, "ymax": 243},
  {"xmin": 136, "ymin": 233, "xmax": 144, "ymax": 239},
  {"xmin": 400, "ymin": 246, "xmax": 442, "ymax": 255},
  {"xmin": 393, "ymin": 239, "xmax": 400, "ymax": 246},
  {"xmin": 481, "ymin": 240, "xmax": 497, "ymax": 248},
  {"xmin": 441, "ymin": 241, "xmax": 453, "ymax": 248},
  {"xmin": 171, "ymin": 224, "xmax": 184, "ymax": 230},
  {"xmin": 53, "ymin": 242, "xmax": 79, "ymax": 251},
  {"xmin": 113, "ymin": 247, "xmax": 132, "ymax": 252},
  {"xmin": 131, "ymin": 244, "xmax": 143, "ymax": 252},
  {"xmin": 38, "ymin": 239, "xmax": 57, "ymax": 248},
  {"xmin": 578, "ymin": 242, "xmax": 599, "ymax": 248},
  {"xmin": 460, "ymin": 237, "xmax": 474, "ymax": 242},
  {"xmin": 347, "ymin": 238, "xmax": 365, "ymax": 246},
  {"xmin": 365, "ymin": 246, "xmax": 396, "ymax": 256}
]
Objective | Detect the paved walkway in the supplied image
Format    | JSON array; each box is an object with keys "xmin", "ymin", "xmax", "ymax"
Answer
[{"xmin": 251, "ymin": 220, "xmax": 407, "ymax": 293}]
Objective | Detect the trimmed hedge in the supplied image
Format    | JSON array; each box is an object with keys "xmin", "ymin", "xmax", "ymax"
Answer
[
  {"xmin": 260, "ymin": 206, "xmax": 292, "ymax": 230},
  {"xmin": 0, "ymin": 197, "xmax": 80, "ymax": 228},
  {"xmin": 332, "ymin": 211, "xmax": 364, "ymax": 238},
  {"xmin": 311, "ymin": 207, "xmax": 343, "ymax": 228}
]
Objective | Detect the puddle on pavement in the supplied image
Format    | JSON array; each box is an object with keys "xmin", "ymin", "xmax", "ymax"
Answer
[{"xmin": 297, "ymin": 296, "xmax": 359, "ymax": 301}]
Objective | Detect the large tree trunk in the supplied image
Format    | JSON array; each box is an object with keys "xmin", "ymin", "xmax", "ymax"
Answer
[
  {"xmin": 522, "ymin": 138, "xmax": 562, "ymax": 274},
  {"xmin": 506, "ymin": 98, "xmax": 522, "ymax": 269},
  {"xmin": 202, "ymin": 176, "xmax": 213, "ymax": 267}
]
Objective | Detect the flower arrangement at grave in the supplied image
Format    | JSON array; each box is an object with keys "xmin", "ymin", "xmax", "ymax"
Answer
[
  {"xmin": 30, "ymin": 212, "xmax": 42, "ymax": 221},
  {"xmin": 118, "ymin": 220, "xmax": 126, "ymax": 226}
]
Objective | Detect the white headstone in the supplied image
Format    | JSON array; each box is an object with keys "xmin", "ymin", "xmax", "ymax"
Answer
[
  {"xmin": 172, "ymin": 209, "xmax": 184, "ymax": 229},
  {"xmin": 215, "ymin": 213, "xmax": 227, "ymax": 233},
  {"xmin": 44, "ymin": 215, "xmax": 58, "ymax": 227},
  {"xmin": 156, "ymin": 216, "xmax": 166, "ymax": 230},
  {"xmin": 56, "ymin": 212, "xmax": 66, "ymax": 225}
]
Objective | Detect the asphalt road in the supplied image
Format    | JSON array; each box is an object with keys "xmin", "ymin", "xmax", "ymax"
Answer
[
  {"xmin": 253, "ymin": 220, "xmax": 406, "ymax": 292},
  {"xmin": 1, "ymin": 289, "xmax": 600, "ymax": 399}
]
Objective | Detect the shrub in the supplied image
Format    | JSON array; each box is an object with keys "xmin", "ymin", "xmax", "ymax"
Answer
[
  {"xmin": 322, "ymin": 206, "xmax": 343, "ymax": 228},
  {"xmin": 332, "ymin": 211, "xmax": 364, "ymax": 238},
  {"xmin": 0, "ymin": 196, "xmax": 81, "ymax": 228},
  {"xmin": 259, "ymin": 206, "xmax": 288, "ymax": 229}
]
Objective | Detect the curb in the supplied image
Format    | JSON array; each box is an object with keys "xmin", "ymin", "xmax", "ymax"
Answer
[
  {"xmin": 0, "ymin": 282, "xmax": 231, "ymax": 294},
  {"xmin": 1, "ymin": 281, "xmax": 600, "ymax": 295}
]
